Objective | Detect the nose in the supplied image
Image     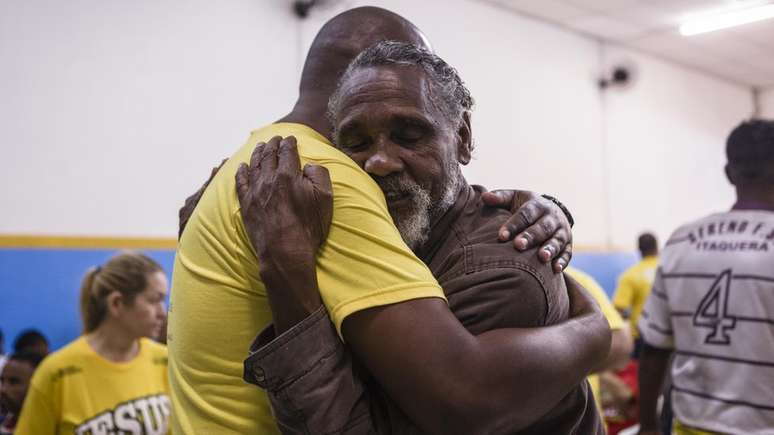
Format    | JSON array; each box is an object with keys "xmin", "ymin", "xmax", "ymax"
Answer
[{"xmin": 363, "ymin": 138, "xmax": 404, "ymax": 177}]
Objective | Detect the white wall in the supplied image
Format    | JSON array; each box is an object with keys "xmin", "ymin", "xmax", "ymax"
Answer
[
  {"xmin": 0, "ymin": 0, "xmax": 756, "ymax": 248},
  {"xmin": 762, "ymin": 89, "xmax": 774, "ymax": 118},
  {"xmin": 0, "ymin": 0, "xmax": 302, "ymax": 237},
  {"xmin": 602, "ymin": 46, "xmax": 748, "ymax": 247}
]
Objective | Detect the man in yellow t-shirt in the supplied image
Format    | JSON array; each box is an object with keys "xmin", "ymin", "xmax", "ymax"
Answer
[
  {"xmin": 565, "ymin": 267, "xmax": 631, "ymax": 415},
  {"xmin": 168, "ymin": 11, "xmax": 444, "ymax": 434},
  {"xmin": 170, "ymin": 8, "xmax": 589, "ymax": 435},
  {"xmin": 613, "ymin": 232, "xmax": 659, "ymax": 355}
]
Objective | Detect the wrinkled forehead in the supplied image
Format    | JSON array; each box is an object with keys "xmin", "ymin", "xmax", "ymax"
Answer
[{"xmin": 336, "ymin": 65, "xmax": 439, "ymax": 121}]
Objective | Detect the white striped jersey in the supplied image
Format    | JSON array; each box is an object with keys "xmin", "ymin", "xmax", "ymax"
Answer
[{"xmin": 639, "ymin": 210, "xmax": 774, "ymax": 435}]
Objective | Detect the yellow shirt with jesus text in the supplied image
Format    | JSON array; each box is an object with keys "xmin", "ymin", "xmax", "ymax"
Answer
[{"xmin": 15, "ymin": 337, "xmax": 169, "ymax": 435}]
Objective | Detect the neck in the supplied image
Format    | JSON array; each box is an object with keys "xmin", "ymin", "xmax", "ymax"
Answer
[
  {"xmin": 86, "ymin": 320, "xmax": 139, "ymax": 363},
  {"xmin": 277, "ymin": 94, "xmax": 333, "ymax": 139},
  {"xmin": 732, "ymin": 186, "xmax": 774, "ymax": 211}
]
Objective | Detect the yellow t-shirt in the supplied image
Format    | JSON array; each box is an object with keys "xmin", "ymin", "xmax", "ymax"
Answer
[
  {"xmin": 168, "ymin": 122, "xmax": 444, "ymax": 434},
  {"xmin": 566, "ymin": 266, "xmax": 626, "ymax": 419},
  {"xmin": 15, "ymin": 337, "xmax": 169, "ymax": 435},
  {"xmin": 613, "ymin": 256, "xmax": 658, "ymax": 338}
]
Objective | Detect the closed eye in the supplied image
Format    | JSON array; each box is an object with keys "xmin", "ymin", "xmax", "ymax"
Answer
[
  {"xmin": 391, "ymin": 117, "xmax": 431, "ymax": 146},
  {"xmin": 340, "ymin": 136, "xmax": 371, "ymax": 152}
]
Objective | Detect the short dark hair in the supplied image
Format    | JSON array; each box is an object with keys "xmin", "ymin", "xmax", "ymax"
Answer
[
  {"xmin": 638, "ymin": 233, "xmax": 658, "ymax": 256},
  {"xmin": 13, "ymin": 329, "xmax": 48, "ymax": 353},
  {"xmin": 726, "ymin": 119, "xmax": 774, "ymax": 185},
  {"xmin": 8, "ymin": 351, "xmax": 44, "ymax": 370}
]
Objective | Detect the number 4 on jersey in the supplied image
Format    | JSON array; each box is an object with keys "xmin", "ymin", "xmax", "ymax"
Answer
[{"xmin": 693, "ymin": 269, "xmax": 736, "ymax": 345}]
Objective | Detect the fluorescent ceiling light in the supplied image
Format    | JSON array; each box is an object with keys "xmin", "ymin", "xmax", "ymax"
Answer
[{"xmin": 680, "ymin": 3, "xmax": 774, "ymax": 36}]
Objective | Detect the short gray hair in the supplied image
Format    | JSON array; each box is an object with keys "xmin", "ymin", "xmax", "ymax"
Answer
[{"xmin": 328, "ymin": 41, "xmax": 474, "ymax": 130}]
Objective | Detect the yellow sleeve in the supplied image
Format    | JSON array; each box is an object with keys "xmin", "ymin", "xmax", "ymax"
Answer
[
  {"xmin": 613, "ymin": 271, "xmax": 635, "ymax": 312},
  {"xmin": 15, "ymin": 366, "xmax": 59, "ymax": 435},
  {"xmin": 298, "ymin": 147, "xmax": 444, "ymax": 334},
  {"xmin": 567, "ymin": 268, "xmax": 625, "ymax": 330}
]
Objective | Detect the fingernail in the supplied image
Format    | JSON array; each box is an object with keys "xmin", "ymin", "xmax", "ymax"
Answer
[
  {"xmin": 499, "ymin": 229, "xmax": 510, "ymax": 241},
  {"xmin": 515, "ymin": 237, "xmax": 528, "ymax": 250}
]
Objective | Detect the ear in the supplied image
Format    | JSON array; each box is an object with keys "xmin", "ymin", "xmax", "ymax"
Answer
[
  {"xmin": 106, "ymin": 291, "xmax": 124, "ymax": 318},
  {"xmin": 725, "ymin": 164, "xmax": 736, "ymax": 186},
  {"xmin": 456, "ymin": 111, "xmax": 472, "ymax": 166}
]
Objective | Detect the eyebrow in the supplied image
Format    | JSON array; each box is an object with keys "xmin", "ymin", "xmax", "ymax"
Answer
[
  {"xmin": 393, "ymin": 115, "xmax": 432, "ymax": 128},
  {"xmin": 337, "ymin": 120, "xmax": 362, "ymax": 138}
]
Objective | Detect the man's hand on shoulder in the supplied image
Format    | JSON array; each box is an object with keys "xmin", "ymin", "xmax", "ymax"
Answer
[
  {"xmin": 236, "ymin": 136, "xmax": 333, "ymax": 333},
  {"xmin": 481, "ymin": 189, "xmax": 573, "ymax": 272}
]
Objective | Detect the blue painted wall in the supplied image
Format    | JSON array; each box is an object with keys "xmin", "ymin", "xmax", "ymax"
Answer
[{"xmin": 0, "ymin": 248, "xmax": 637, "ymax": 351}]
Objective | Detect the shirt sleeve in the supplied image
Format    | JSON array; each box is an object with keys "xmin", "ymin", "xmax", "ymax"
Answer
[
  {"xmin": 15, "ymin": 367, "xmax": 59, "ymax": 435},
  {"xmin": 243, "ymin": 306, "xmax": 385, "ymax": 435},
  {"xmin": 638, "ymin": 267, "xmax": 675, "ymax": 349}
]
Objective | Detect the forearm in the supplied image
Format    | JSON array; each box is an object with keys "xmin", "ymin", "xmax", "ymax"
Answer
[
  {"xmin": 469, "ymin": 308, "xmax": 609, "ymax": 432},
  {"xmin": 474, "ymin": 271, "xmax": 611, "ymax": 427},
  {"xmin": 638, "ymin": 342, "xmax": 672, "ymax": 431},
  {"xmin": 260, "ymin": 265, "xmax": 609, "ymax": 434},
  {"xmin": 260, "ymin": 256, "xmax": 323, "ymax": 334},
  {"xmin": 252, "ymin": 303, "xmax": 606, "ymax": 435},
  {"xmin": 344, "ymin": 295, "xmax": 610, "ymax": 435}
]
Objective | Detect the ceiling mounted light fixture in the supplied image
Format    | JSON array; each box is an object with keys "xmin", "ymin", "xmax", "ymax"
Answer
[{"xmin": 680, "ymin": 3, "xmax": 774, "ymax": 35}]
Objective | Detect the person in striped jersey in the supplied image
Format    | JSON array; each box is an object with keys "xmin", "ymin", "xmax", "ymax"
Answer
[{"xmin": 638, "ymin": 119, "xmax": 774, "ymax": 435}]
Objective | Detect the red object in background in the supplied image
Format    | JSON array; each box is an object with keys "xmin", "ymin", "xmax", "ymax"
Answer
[{"xmin": 606, "ymin": 360, "xmax": 640, "ymax": 435}]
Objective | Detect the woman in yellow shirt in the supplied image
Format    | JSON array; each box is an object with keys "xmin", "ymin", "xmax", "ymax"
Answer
[{"xmin": 16, "ymin": 252, "xmax": 170, "ymax": 435}]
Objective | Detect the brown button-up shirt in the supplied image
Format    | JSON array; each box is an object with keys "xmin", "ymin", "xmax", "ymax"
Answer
[{"xmin": 245, "ymin": 184, "xmax": 602, "ymax": 434}]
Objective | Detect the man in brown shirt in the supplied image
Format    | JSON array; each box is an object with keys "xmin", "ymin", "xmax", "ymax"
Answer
[{"xmin": 238, "ymin": 41, "xmax": 604, "ymax": 434}]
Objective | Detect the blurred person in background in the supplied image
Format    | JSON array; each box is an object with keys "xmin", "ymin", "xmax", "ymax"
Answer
[
  {"xmin": 15, "ymin": 252, "xmax": 170, "ymax": 434},
  {"xmin": 12, "ymin": 330, "xmax": 49, "ymax": 358},
  {"xmin": 614, "ymin": 232, "xmax": 659, "ymax": 357},
  {"xmin": 638, "ymin": 119, "xmax": 774, "ymax": 435},
  {"xmin": 0, "ymin": 352, "xmax": 43, "ymax": 434},
  {"xmin": 566, "ymin": 266, "xmax": 634, "ymax": 433}
]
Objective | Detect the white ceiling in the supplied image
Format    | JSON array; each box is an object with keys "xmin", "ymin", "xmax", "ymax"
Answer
[{"xmin": 483, "ymin": 0, "xmax": 774, "ymax": 89}]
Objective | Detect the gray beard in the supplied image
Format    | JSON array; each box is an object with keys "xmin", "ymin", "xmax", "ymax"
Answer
[{"xmin": 376, "ymin": 163, "xmax": 462, "ymax": 251}]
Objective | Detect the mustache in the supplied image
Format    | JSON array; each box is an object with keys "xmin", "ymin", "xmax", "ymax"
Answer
[{"xmin": 373, "ymin": 174, "xmax": 423, "ymax": 196}]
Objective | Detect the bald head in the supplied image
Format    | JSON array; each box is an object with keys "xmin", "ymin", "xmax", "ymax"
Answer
[{"xmin": 299, "ymin": 7, "xmax": 431, "ymax": 98}]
